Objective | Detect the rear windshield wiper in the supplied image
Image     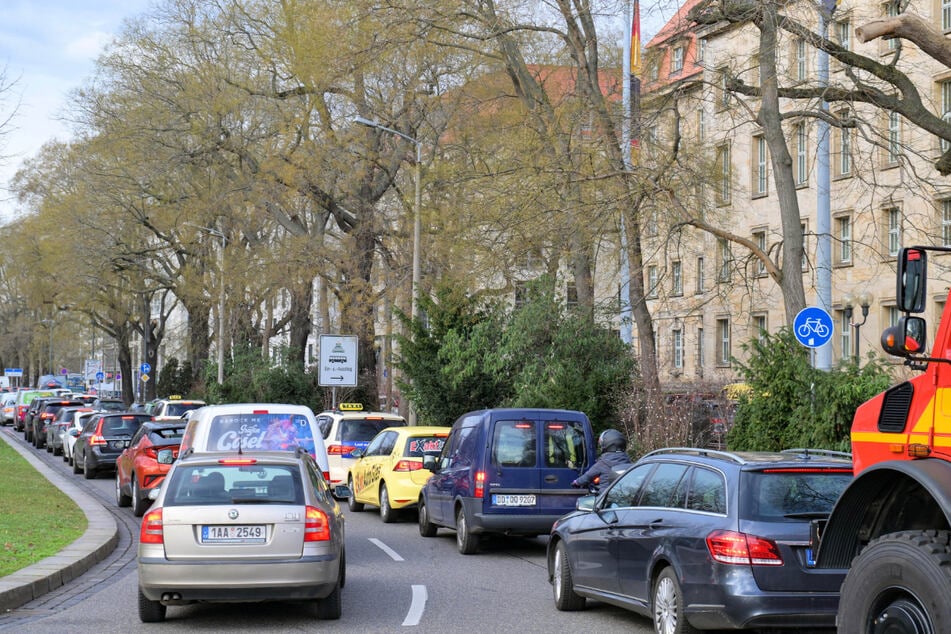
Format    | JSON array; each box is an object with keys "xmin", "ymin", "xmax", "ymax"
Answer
[{"xmin": 783, "ymin": 511, "xmax": 830, "ymax": 519}]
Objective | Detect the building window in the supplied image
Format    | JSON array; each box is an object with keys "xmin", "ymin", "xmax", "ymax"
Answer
[
  {"xmin": 673, "ymin": 328, "xmax": 684, "ymax": 370},
  {"xmin": 885, "ymin": 1, "xmax": 900, "ymax": 50},
  {"xmin": 566, "ymin": 282, "xmax": 578, "ymax": 308},
  {"xmin": 515, "ymin": 281, "xmax": 530, "ymax": 307},
  {"xmin": 716, "ymin": 144, "xmax": 732, "ymax": 204},
  {"xmin": 647, "ymin": 265, "xmax": 659, "ymax": 298},
  {"xmin": 696, "ymin": 257, "xmax": 705, "ymax": 293},
  {"xmin": 940, "ymin": 81, "xmax": 951, "ymax": 152},
  {"xmin": 801, "ymin": 222, "xmax": 810, "ymax": 271},
  {"xmin": 836, "ymin": 113, "xmax": 852, "ymax": 177},
  {"xmin": 716, "ymin": 318, "xmax": 731, "ymax": 366},
  {"xmin": 885, "ymin": 207, "xmax": 901, "ymax": 256},
  {"xmin": 887, "ymin": 305, "xmax": 901, "ymax": 327},
  {"xmin": 753, "ymin": 230, "xmax": 767, "ymax": 276},
  {"xmin": 697, "ymin": 109, "xmax": 706, "ymax": 142},
  {"xmin": 943, "ymin": 199, "xmax": 951, "ymax": 246},
  {"xmin": 753, "ymin": 314, "xmax": 768, "ymax": 343},
  {"xmin": 649, "ymin": 62, "xmax": 659, "ymax": 82},
  {"xmin": 697, "ymin": 326, "xmax": 705, "ymax": 368},
  {"xmin": 795, "ymin": 122, "xmax": 808, "ymax": 185},
  {"xmin": 717, "ymin": 68, "xmax": 731, "ymax": 111},
  {"xmin": 796, "ymin": 38, "xmax": 808, "ymax": 81},
  {"xmin": 837, "ymin": 19, "xmax": 851, "ymax": 50},
  {"xmin": 718, "ymin": 239, "xmax": 731, "ymax": 282},
  {"xmin": 753, "ymin": 134, "xmax": 768, "ymax": 196},
  {"xmin": 697, "ymin": 38, "xmax": 706, "ymax": 62},
  {"xmin": 671, "ymin": 46, "xmax": 684, "ymax": 73},
  {"xmin": 839, "ymin": 310, "xmax": 852, "ymax": 360},
  {"xmin": 886, "ymin": 111, "xmax": 901, "ymax": 164},
  {"xmin": 672, "ymin": 260, "xmax": 683, "ymax": 295},
  {"xmin": 836, "ymin": 215, "xmax": 852, "ymax": 264}
]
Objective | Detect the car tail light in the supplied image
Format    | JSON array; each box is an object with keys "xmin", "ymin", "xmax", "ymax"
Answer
[
  {"xmin": 140, "ymin": 508, "xmax": 164, "ymax": 544},
  {"xmin": 89, "ymin": 434, "xmax": 107, "ymax": 446},
  {"xmin": 328, "ymin": 444, "xmax": 356, "ymax": 455},
  {"xmin": 41, "ymin": 412, "xmax": 54, "ymax": 419},
  {"xmin": 474, "ymin": 471, "xmax": 486, "ymax": 498},
  {"xmin": 322, "ymin": 470, "xmax": 330, "ymax": 481},
  {"xmin": 394, "ymin": 460, "xmax": 422, "ymax": 472},
  {"xmin": 304, "ymin": 506, "xmax": 331, "ymax": 542},
  {"xmin": 706, "ymin": 530, "xmax": 783, "ymax": 566}
]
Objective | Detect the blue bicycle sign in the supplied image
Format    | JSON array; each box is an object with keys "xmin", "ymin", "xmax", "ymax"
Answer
[{"xmin": 793, "ymin": 307, "xmax": 834, "ymax": 349}]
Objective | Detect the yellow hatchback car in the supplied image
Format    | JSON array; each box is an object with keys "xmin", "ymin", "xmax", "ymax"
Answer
[{"xmin": 347, "ymin": 426, "xmax": 450, "ymax": 523}]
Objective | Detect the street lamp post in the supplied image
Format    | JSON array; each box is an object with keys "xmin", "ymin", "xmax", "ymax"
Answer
[
  {"xmin": 843, "ymin": 291, "xmax": 873, "ymax": 362},
  {"xmin": 354, "ymin": 116, "xmax": 422, "ymax": 424},
  {"xmin": 40, "ymin": 319, "xmax": 54, "ymax": 376},
  {"xmin": 186, "ymin": 223, "xmax": 227, "ymax": 385}
]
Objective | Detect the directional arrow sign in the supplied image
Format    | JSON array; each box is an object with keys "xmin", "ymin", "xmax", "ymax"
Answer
[{"xmin": 318, "ymin": 335, "xmax": 358, "ymax": 387}]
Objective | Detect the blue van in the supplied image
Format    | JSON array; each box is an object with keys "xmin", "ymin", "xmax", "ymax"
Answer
[{"xmin": 418, "ymin": 408, "xmax": 595, "ymax": 554}]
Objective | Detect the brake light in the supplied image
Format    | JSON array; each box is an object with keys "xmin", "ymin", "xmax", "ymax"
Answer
[
  {"xmin": 706, "ymin": 530, "xmax": 783, "ymax": 566},
  {"xmin": 394, "ymin": 460, "xmax": 422, "ymax": 472},
  {"xmin": 474, "ymin": 471, "xmax": 486, "ymax": 498},
  {"xmin": 218, "ymin": 458, "xmax": 257, "ymax": 465},
  {"xmin": 89, "ymin": 434, "xmax": 107, "ymax": 446},
  {"xmin": 252, "ymin": 409, "xmax": 270, "ymax": 414},
  {"xmin": 140, "ymin": 508, "xmax": 164, "ymax": 544},
  {"xmin": 121, "ymin": 416, "xmax": 138, "ymax": 421},
  {"xmin": 304, "ymin": 506, "xmax": 331, "ymax": 541},
  {"xmin": 40, "ymin": 412, "xmax": 54, "ymax": 419},
  {"xmin": 514, "ymin": 423, "xmax": 532, "ymax": 429},
  {"xmin": 328, "ymin": 444, "xmax": 356, "ymax": 455},
  {"xmin": 547, "ymin": 423, "xmax": 565, "ymax": 430}
]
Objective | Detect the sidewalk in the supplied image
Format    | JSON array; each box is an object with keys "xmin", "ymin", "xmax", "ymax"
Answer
[{"xmin": 0, "ymin": 429, "xmax": 118, "ymax": 612}]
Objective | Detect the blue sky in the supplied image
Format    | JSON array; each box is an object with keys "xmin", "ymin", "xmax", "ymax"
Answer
[{"xmin": 0, "ymin": 1, "xmax": 153, "ymax": 219}]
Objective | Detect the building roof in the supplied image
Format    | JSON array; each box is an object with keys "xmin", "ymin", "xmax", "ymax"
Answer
[{"xmin": 643, "ymin": 0, "xmax": 705, "ymax": 91}]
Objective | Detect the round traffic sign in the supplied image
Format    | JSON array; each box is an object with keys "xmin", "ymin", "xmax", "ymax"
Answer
[
  {"xmin": 96, "ymin": 371, "xmax": 105, "ymax": 381},
  {"xmin": 793, "ymin": 307, "xmax": 834, "ymax": 349},
  {"xmin": 140, "ymin": 363, "xmax": 152, "ymax": 374}
]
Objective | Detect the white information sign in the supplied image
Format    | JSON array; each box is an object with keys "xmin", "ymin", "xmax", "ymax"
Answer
[{"xmin": 318, "ymin": 335, "xmax": 358, "ymax": 387}]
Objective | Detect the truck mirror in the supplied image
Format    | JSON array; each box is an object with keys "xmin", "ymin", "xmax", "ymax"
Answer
[
  {"xmin": 881, "ymin": 316, "xmax": 926, "ymax": 357},
  {"xmin": 897, "ymin": 248, "xmax": 927, "ymax": 313}
]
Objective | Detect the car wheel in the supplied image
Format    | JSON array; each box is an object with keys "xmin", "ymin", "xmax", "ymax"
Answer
[
  {"xmin": 116, "ymin": 472, "xmax": 131, "ymax": 507},
  {"xmin": 72, "ymin": 451, "xmax": 82, "ymax": 474},
  {"xmin": 347, "ymin": 476, "xmax": 364, "ymax": 512},
  {"xmin": 552, "ymin": 541, "xmax": 586, "ymax": 611},
  {"xmin": 418, "ymin": 499, "xmax": 437, "ymax": 537},
  {"xmin": 456, "ymin": 506, "xmax": 480, "ymax": 555},
  {"xmin": 132, "ymin": 478, "xmax": 150, "ymax": 517},
  {"xmin": 83, "ymin": 456, "xmax": 96, "ymax": 480},
  {"xmin": 137, "ymin": 587, "xmax": 166, "ymax": 623},
  {"xmin": 653, "ymin": 567, "xmax": 698, "ymax": 634},
  {"xmin": 379, "ymin": 483, "xmax": 396, "ymax": 524},
  {"xmin": 838, "ymin": 530, "xmax": 951, "ymax": 634},
  {"xmin": 314, "ymin": 560, "xmax": 343, "ymax": 620}
]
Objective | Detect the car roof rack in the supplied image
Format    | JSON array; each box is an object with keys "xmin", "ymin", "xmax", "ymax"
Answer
[
  {"xmin": 642, "ymin": 447, "xmax": 747, "ymax": 464},
  {"xmin": 780, "ymin": 448, "xmax": 853, "ymax": 460}
]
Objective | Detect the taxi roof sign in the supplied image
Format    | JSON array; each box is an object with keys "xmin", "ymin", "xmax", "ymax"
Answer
[{"xmin": 339, "ymin": 403, "xmax": 364, "ymax": 411}]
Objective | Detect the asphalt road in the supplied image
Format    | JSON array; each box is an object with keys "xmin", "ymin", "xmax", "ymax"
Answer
[{"xmin": 0, "ymin": 428, "xmax": 652, "ymax": 633}]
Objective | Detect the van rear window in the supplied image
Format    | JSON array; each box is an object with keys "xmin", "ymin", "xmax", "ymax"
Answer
[
  {"xmin": 206, "ymin": 413, "xmax": 316, "ymax": 454},
  {"xmin": 543, "ymin": 421, "xmax": 587, "ymax": 469},
  {"xmin": 492, "ymin": 420, "xmax": 537, "ymax": 467}
]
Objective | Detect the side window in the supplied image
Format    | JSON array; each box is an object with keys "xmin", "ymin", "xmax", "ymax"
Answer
[
  {"xmin": 604, "ymin": 464, "xmax": 654, "ymax": 508},
  {"xmin": 543, "ymin": 421, "xmax": 586, "ymax": 469},
  {"xmin": 640, "ymin": 463, "xmax": 690, "ymax": 507},
  {"xmin": 364, "ymin": 432, "xmax": 387, "ymax": 457},
  {"xmin": 316, "ymin": 415, "xmax": 333, "ymax": 439},
  {"xmin": 379, "ymin": 431, "xmax": 398, "ymax": 455},
  {"xmin": 491, "ymin": 421, "xmax": 537, "ymax": 467},
  {"xmin": 686, "ymin": 467, "xmax": 726, "ymax": 514}
]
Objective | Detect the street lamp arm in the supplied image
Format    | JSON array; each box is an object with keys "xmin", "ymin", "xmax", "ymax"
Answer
[{"xmin": 353, "ymin": 116, "xmax": 422, "ymax": 162}]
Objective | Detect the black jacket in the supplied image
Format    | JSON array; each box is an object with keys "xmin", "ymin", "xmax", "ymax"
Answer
[{"xmin": 573, "ymin": 450, "xmax": 633, "ymax": 489}]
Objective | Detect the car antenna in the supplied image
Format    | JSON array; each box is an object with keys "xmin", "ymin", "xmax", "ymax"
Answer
[{"xmin": 238, "ymin": 439, "xmax": 243, "ymax": 455}]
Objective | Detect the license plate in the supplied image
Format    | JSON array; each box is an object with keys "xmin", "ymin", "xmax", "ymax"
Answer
[
  {"xmin": 492, "ymin": 494, "xmax": 536, "ymax": 506},
  {"xmin": 201, "ymin": 525, "xmax": 266, "ymax": 543},
  {"xmin": 109, "ymin": 440, "xmax": 130, "ymax": 449},
  {"xmin": 805, "ymin": 547, "xmax": 816, "ymax": 567}
]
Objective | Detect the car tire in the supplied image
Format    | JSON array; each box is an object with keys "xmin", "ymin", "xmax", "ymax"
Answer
[
  {"xmin": 838, "ymin": 530, "xmax": 951, "ymax": 634},
  {"xmin": 83, "ymin": 457, "xmax": 96, "ymax": 480},
  {"xmin": 347, "ymin": 477, "xmax": 364, "ymax": 512},
  {"xmin": 132, "ymin": 478, "xmax": 150, "ymax": 517},
  {"xmin": 456, "ymin": 506, "xmax": 480, "ymax": 555},
  {"xmin": 379, "ymin": 483, "xmax": 396, "ymax": 524},
  {"xmin": 116, "ymin": 472, "xmax": 132, "ymax": 507},
  {"xmin": 137, "ymin": 587, "xmax": 166, "ymax": 623},
  {"xmin": 314, "ymin": 561, "xmax": 343, "ymax": 620},
  {"xmin": 72, "ymin": 451, "xmax": 82, "ymax": 474},
  {"xmin": 552, "ymin": 541, "xmax": 586, "ymax": 611},
  {"xmin": 418, "ymin": 499, "xmax": 437, "ymax": 537},
  {"xmin": 653, "ymin": 567, "xmax": 698, "ymax": 634}
]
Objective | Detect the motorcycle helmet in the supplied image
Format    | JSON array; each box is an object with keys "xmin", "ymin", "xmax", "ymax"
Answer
[{"xmin": 598, "ymin": 428, "xmax": 627, "ymax": 453}]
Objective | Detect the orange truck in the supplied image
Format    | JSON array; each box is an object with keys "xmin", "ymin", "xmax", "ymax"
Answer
[{"xmin": 817, "ymin": 246, "xmax": 951, "ymax": 633}]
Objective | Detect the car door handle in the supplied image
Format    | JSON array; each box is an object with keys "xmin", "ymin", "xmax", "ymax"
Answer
[
  {"xmin": 544, "ymin": 475, "xmax": 558, "ymax": 483},
  {"xmin": 649, "ymin": 519, "xmax": 664, "ymax": 528}
]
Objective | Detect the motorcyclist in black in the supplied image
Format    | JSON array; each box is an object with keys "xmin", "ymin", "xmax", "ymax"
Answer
[{"xmin": 571, "ymin": 429, "xmax": 632, "ymax": 491}]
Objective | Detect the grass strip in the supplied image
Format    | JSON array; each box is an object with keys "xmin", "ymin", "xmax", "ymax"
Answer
[{"xmin": 0, "ymin": 439, "xmax": 86, "ymax": 577}]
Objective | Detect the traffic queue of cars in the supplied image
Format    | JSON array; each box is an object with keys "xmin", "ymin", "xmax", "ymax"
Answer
[{"xmin": 8, "ymin": 392, "xmax": 854, "ymax": 633}]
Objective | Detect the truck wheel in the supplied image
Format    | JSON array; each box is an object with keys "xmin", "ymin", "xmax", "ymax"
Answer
[
  {"xmin": 838, "ymin": 530, "xmax": 951, "ymax": 634},
  {"xmin": 456, "ymin": 506, "xmax": 480, "ymax": 555}
]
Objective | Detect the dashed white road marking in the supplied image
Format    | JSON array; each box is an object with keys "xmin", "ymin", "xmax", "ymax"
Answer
[
  {"xmin": 369, "ymin": 537, "xmax": 405, "ymax": 561},
  {"xmin": 402, "ymin": 584, "xmax": 428, "ymax": 626}
]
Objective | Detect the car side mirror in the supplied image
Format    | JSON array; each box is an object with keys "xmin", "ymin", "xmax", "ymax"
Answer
[
  {"xmin": 333, "ymin": 484, "xmax": 351, "ymax": 499},
  {"xmin": 351, "ymin": 448, "xmax": 364, "ymax": 459},
  {"xmin": 575, "ymin": 495, "xmax": 596, "ymax": 512},
  {"xmin": 156, "ymin": 448, "xmax": 176, "ymax": 465},
  {"xmin": 423, "ymin": 454, "xmax": 438, "ymax": 472},
  {"xmin": 148, "ymin": 488, "xmax": 161, "ymax": 501},
  {"xmin": 69, "ymin": 429, "xmax": 80, "ymax": 437},
  {"xmin": 897, "ymin": 247, "xmax": 927, "ymax": 313},
  {"xmin": 882, "ymin": 316, "xmax": 927, "ymax": 358}
]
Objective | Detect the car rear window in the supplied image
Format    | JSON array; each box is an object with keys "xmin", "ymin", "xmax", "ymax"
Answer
[
  {"xmin": 404, "ymin": 435, "xmax": 447, "ymax": 458},
  {"xmin": 340, "ymin": 418, "xmax": 405, "ymax": 442},
  {"xmin": 491, "ymin": 420, "xmax": 537, "ymax": 467},
  {"xmin": 164, "ymin": 463, "xmax": 302, "ymax": 506},
  {"xmin": 101, "ymin": 415, "xmax": 150, "ymax": 435},
  {"xmin": 205, "ymin": 413, "xmax": 316, "ymax": 454},
  {"xmin": 741, "ymin": 468, "xmax": 852, "ymax": 521},
  {"xmin": 149, "ymin": 426, "xmax": 186, "ymax": 442},
  {"xmin": 165, "ymin": 402, "xmax": 203, "ymax": 417}
]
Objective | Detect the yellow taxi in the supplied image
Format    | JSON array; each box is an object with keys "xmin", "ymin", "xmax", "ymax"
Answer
[{"xmin": 346, "ymin": 426, "xmax": 450, "ymax": 523}]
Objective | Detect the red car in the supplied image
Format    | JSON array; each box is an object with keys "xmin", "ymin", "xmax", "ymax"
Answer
[{"xmin": 115, "ymin": 420, "xmax": 186, "ymax": 516}]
